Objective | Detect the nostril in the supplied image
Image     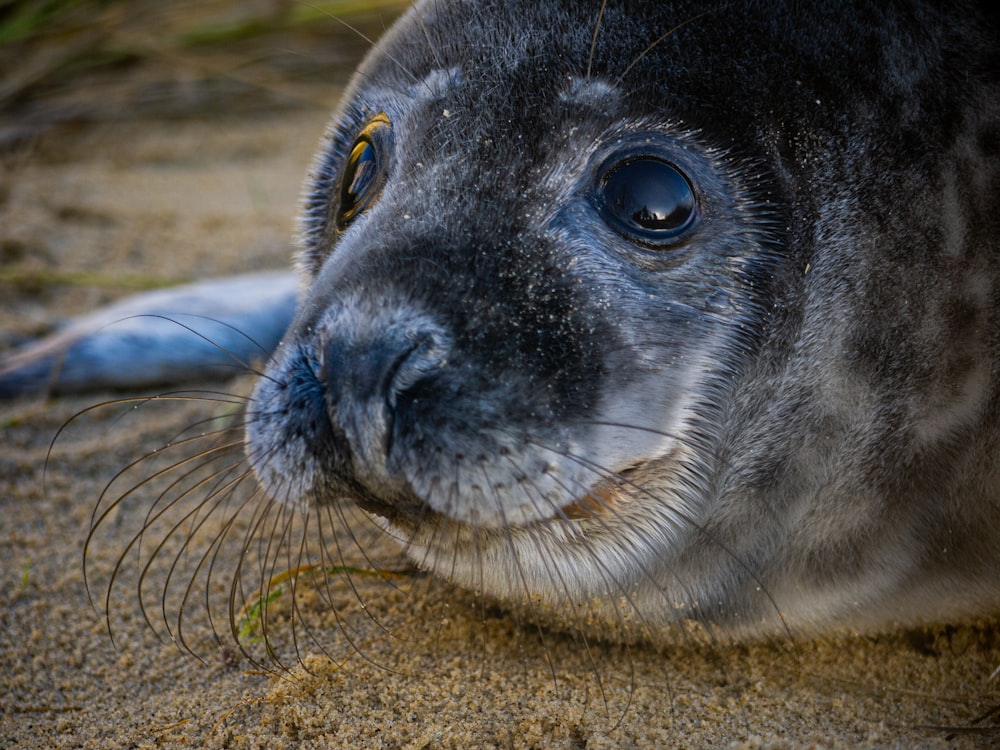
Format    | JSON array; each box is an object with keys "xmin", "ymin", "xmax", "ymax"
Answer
[
  {"xmin": 322, "ymin": 331, "xmax": 447, "ymax": 407},
  {"xmin": 318, "ymin": 316, "xmax": 451, "ymax": 474},
  {"xmin": 385, "ymin": 333, "xmax": 448, "ymax": 409}
]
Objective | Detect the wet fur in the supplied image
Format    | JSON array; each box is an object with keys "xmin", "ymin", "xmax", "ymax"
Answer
[{"xmin": 79, "ymin": 0, "xmax": 1000, "ymax": 664}]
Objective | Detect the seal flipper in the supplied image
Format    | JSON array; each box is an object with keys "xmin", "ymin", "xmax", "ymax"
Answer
[{"xmin": 0, "ymin": 271, "xmax": 297, "ymax": 398}]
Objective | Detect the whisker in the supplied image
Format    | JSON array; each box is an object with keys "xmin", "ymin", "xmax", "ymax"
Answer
[
  {"xmin": 302, "ymin": 1, "xmax": 436, "ymax": 97},
  {"xmin": 190, "ymin": 479, "xmax": 265, "ymax": 658},
  {"xmin": 614, "ymin": 7, "xmax": 721, "ymax": 87},
  {"xmin": 248, "ymin": 470, "xmax": 300, "ymax": 669},
  {"xmin": 520, "ymin": 429, "xmax": 795, "ymax": 644},
  {"xmin": 114, "ymin": 312, "xmax": 277, "ymax": 374},
  {"xmin": 410, "ymin": 0, "xmax": 446, "ymax": 72},
  {"xmin": 227, "ymin": 488, "xmax": 284, "ymax": 666},
  {"xmin": 84, "ymin": 430, "xmax": 245, "ymax": 613},
  {"xmin": 108, "ymin": 444, "xmax": 247, "ymax": 643},
  {"xmin": 586, "ymin": 0, "xmax": 609, "ymax": 80},
  {"xmin": 157, "ymin": 465, "xmax": 259, "ymax": 657},
  {"xmin": 481, "ymin": 469, "xmax": 565, "ymax": 690},
  {"xmin": 310, "ymin": 505, "xmax": 384, "ymax": 668},
  {"xmin": 506, "ymin": 468, "xmax": 628, "ymax": 719},
  {"xmin": 50, "ymin": 390, "xmax": 249, "ymax": 504}
]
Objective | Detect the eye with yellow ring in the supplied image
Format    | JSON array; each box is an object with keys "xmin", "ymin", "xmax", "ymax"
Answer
[{"xmin": 335, "ymin": 113, "xmax": 392, "ymax": 231}]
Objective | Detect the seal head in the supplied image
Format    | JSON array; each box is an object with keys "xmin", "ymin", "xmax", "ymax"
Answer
[{"xmin": 246, "ymin": 0, "xmax": 1000, "ymax": 637}]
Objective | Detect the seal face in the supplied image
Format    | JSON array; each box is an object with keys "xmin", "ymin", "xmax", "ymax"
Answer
[{"xmin": 245, "ymin": 0, "xmax": 1000, "ymax": 637}]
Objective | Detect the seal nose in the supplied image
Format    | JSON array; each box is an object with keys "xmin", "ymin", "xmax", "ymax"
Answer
[{"xmin": 320, "ymin": 319, "xmax": 448, "ymax": 477}]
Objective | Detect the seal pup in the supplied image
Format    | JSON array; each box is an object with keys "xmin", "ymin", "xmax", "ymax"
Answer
[
  {"xmin": 38, "ymin": 0, "xmax": 1000, "ymax": 650},
  {"xmin": 242, "ymin": 0, "xmax": 1000, "ymax": 640}
]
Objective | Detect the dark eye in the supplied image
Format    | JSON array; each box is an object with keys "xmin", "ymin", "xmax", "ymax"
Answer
[
  {"xmin": 597, "ymin": 156, "xmax": 697, "ymax": 245},
  {"xmin": 336, "ymin": 113, "xmax": 391, "ymax": 230}
]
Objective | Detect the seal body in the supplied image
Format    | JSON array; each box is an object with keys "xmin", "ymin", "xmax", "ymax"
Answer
[
  {"xmin": 243, "ymin": 0, "xmax": 1000, "ymax": 638},
  {"xmin": 0, "ymin": 273, "xmax": 297, "ymax": 398}
]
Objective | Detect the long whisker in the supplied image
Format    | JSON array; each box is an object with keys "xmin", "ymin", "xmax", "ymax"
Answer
[
  {"xmin": 519, "ymin": 430, "xmax": 795, "ymax": 644},
  {"xmin": 410, "ymin": 0, "xmax": 446, "ymax": 72},
  {"xmin": 506, "ymin": 468, "xmax": 630, "ymax": 721},
  {"xmin": 586, "ymin": 0, "xmax": 610, "ymax": 80},
  {"xmin": 190, "ymin": 480, "xmax": 265, "ymax": 657},
  {"xmin": 614, "ymin": 7, "xmax": 721, "ymax": 87},
  {"xmin": 481, "ymin": 470, "xmax": 567, "ymax": 690},
  {"xmin": 50, "ymin": 390, "xmax": 249, "ymax": 508},
  {"xmin": 303, "ymin": 1, "xmax": 433, "ymax": 95},
  {"xmin": 84, "ymin": 428, "xmax": 245, "ymax": 614},
  {"xmin": 105, "ymin": 441, "xmax": 247, "ymax": 643},
  {"xmin": 115, "ymin": 313, "xmax": 277, "ymax": 373},
  {"xmin": 157, "ymin": 464, "xmax": 258, "ymax": 655}
]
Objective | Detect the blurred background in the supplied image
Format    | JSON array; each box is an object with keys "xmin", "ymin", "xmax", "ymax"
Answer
[
  {"xmin": 0, "ymin": 0, "xmax": 409, "ymax": 349},
  {"xmin": 0, "ymin": 0, "xmax": 409, "ymax": 143}
]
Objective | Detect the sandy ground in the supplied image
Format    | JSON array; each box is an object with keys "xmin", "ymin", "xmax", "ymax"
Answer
[{"xmin": 2, "ymin": 7, "xmax": 1000, "ymax": 749}]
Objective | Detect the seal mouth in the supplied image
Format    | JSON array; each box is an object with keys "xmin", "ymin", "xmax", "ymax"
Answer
[
  {"xmin": 560, "ymin": 481, "xmax": 626, "ymax": 520},
  {"xmin": 358, "ymin": 476, "xmax": 630, "ymax": 530}
]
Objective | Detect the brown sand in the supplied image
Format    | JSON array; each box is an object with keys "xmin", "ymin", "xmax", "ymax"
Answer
[{"xmin": 1, "ymin": 8, "xmax": 999, "ymax": 749}]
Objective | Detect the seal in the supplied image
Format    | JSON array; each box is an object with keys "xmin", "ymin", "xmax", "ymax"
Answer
[
  {"xmin": 242, "ymin": 0, "xmax": 1000, "ymax": 640},
  {"xmin": 21, "ymin": 0, "xmax": 1000, "ymax": 648}
]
